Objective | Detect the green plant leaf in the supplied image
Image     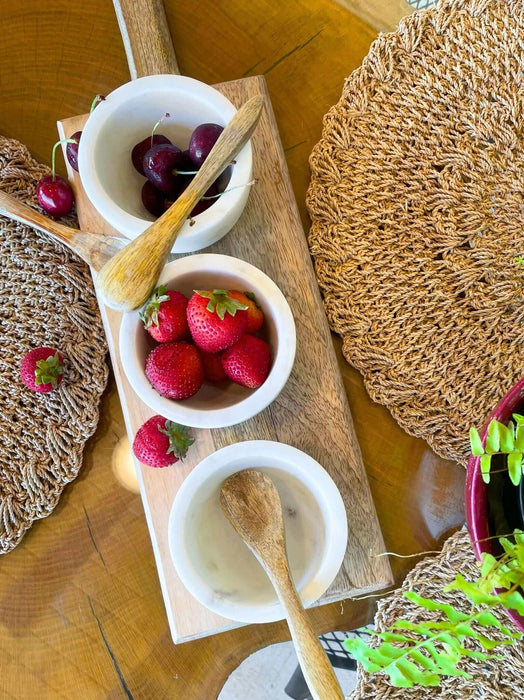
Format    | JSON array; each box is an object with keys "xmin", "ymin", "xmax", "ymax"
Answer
[
  {"xmin": 486, "ymin": 421, "xmax": 501, "ymax": 453},
  {"xmin": 513, "ymin": 413, "xmax": 524, "ymax": 426},
  {"xmin": 508, "ymin": 452, "xmax": 523, "ymax": 486},
  {"xmin": 470, "ymin": 427, "xmax": 484, "ymax": 456},
  {"xmin": 515, "ymin": 425, "xmax": 524, "ymax": 451},
  {"xmin": 500, "ymin": 421, "xmax": 516, "ymax": 452},
  {"xmin": 480, "ymin": 454, "xmax": 492, "ymax": 483}
]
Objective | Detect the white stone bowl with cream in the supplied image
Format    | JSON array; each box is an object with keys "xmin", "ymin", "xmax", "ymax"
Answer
[
  {"xmin": 78, "ymin": 74, "xmax": 252, "ymax": 253},
  {"xmin": 119, "ymin": 254, "xmax": 296, "ymax": 429},
  {"xmin": 168, "ymin": 441, "xmax": 348, "ymax": 624}
]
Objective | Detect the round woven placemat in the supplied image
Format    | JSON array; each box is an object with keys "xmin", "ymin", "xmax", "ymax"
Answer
[
  {"xmin": 307, "ymin": 0, "xmax": 524, "ymax": 465},
  {"xmin": 350, "ymin": 529, "xmax": 524, "ymax": 698},
  {"xmin": 0, "ymin": 135, "xmax": 108, "ymax": 554}
]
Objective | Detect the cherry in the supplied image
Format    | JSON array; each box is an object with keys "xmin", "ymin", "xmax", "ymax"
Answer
[
  {"xmin": 189, "ymin": 123, "xmax": 224, "ymax": 167},
  {"xmin": 65, "ymin": 97, "xmax": 104, "ymax": 173},
  {"xmin": 141, "ymin": 181, "xmax": 166, "ymax": 217},
  {"xmin": 66, "ymin": 131, "xmax": 82, "ymax": 172},
  {"xmin": 132, "ymin": 113, "xmax": 172, "ymax": 175},
  {"xmin": 143, "ymin": 143, "xmax": 184, "ymax": 192},
  {"xmin": 37, "ymin": 175, "xmax": 74, "ymax": 217},
  {"xmin": 36, "ymin": 140, "xmax": 74, "ymax": 217},
  {"xmin": 132, "ymin": 134, "xmax": 172, "ymax": 175}
]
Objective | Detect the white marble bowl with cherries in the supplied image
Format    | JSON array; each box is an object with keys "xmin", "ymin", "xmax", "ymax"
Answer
[{"xmin": 78, "ymin": 74, "xmax": 253, "ymax": 253}]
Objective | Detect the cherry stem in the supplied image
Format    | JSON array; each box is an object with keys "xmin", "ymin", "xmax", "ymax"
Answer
[
  {"xmin": 51, "ymin": 139, "xmax": 77, "ymax": 181},
  {"xmin": 202, "ymin": 178, "xmax": 258, "ymax": 200},
  {"xmin": 173, "ymin": 169, "xmax": 199, "ymax": 176},
  {"xmin": 151, "ymin": 113, "xmax": 170, "ymax": 147},
  {"xmin": 90, "ymin": 94, "xmax": 105, "ymax": 113}
]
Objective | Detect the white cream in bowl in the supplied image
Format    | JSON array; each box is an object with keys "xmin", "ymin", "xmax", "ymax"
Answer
[{"xmin": 168, "ymin": 441, "xmax": 348, "ymax": 624}]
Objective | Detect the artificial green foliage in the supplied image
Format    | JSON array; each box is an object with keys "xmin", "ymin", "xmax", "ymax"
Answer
[
  {"xmin": 344, "ymin": 530, "xmax": 524, "ymax": 688},
  {"xmin": 469, "ymin": 414, "xmax": 524, "ymax": 485}
]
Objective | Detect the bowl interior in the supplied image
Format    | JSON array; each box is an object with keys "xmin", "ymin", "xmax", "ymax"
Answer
[
  {"xmin": 92, "ymin": 85, "xmax": 231, "ymax": 221},
  {"xmin": 187, "ymin": 465, "xmax": 325, "ymax": 607},
  {"xmin": 133, "ymin": 268, "xmax": 279, "ymax": 412}
]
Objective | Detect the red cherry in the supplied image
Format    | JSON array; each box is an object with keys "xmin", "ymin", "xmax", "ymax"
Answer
[
  {"xmin": 66, "ymin": 131, "xmax": 82, "ymax": 172},
  {"xmin": 36, "ymin": 175, "xmax": 74, "ymax": 217},
  {"xmin": 142, "ymin": 181, "xmax": 166, "ymax": 217},
  {"xmin": 132, "ymin": 134, "xmax": 172, "ymax": 175}
]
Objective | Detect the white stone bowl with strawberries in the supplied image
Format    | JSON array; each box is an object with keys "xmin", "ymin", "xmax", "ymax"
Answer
[{"xmin": 119, "ymin": 254, "xmax": 296, "ymax": 429}]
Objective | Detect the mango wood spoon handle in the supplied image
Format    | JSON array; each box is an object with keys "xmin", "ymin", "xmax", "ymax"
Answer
[
  {"xmin": 220, "ymin": 470, "xmax": 344, "ymax": 700},
  {"xmin": 96, "ymin": 94, "xmax": 264, "ymax": 312},
  {"xmin": 0, "ymin": 190, "xmax": 125, "ymax": 271}
]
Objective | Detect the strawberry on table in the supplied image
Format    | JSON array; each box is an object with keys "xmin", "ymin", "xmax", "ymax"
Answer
[
  {"xmin": 20, "ymin": 347, "xmax": 64, "ymax": 393},
  {"xmin": 221, "ymin": 335, "xmax": 271, "ymax": 389},
  {"xmin": 145, "ymin": 341, "xmax": 204, "ymax": 400},
  {"xmin": 132, "ymin": 415, "xmax": 194, "ymax": 468},
  {"xmin": 228, "ymin": 290, "xmax": 264, "ymax": 334},
  {"xmin": 139, "ymin": 285, "xmax": 189, "ymax": 343},
  {"xmin": 187, "ymin": 289, "xmax": 248, "ymax": 353},
  {"xmin": 200, "ymin": 350, "xmax": 227, "ymax": 383}
]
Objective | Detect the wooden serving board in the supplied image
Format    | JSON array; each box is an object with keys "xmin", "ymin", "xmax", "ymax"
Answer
[{"xmin": 58, "ymin": 75, "xmax": 392, "ymax": 643}]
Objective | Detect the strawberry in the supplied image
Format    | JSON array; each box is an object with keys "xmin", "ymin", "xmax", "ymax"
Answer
[
  {"xmin": 187, "ymin": 289, "xmax": 249, "ymax": 353},
  {"xmin": 132, "ymin": 415, "xmax": 194, "ymax": 468},
  {"xmin": 228, "ymin": 290, "xmax": 264, "ymax": 334},
  {"xmin": 20, "ymin": 347, "xmax": 64, "ymax": 393},
  {"xmin": 145, "ymin": 341, "xmax": 204, "ymax": 399},
  {"xmin": 139, "ymin": 286, "xmax": 188, "ymax": 343},
  {"xmin": 200, "ymin": 350, "xmax": 227, "ymax": 383},
  {"xmin": 221, "ymin": 335, "xmax": 271, "ymax": 389}
]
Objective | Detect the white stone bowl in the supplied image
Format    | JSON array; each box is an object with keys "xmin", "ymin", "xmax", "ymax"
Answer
[
  {"xmin": 78, "ymin": 74, "xmax": 253, "ymax": 253},
  {"xmin": 168, "ymin": 441, "xmax": 348, "ymax": 624},
  {"xmin": 119, "ymin": 254, "xmax": 296, "ymax": 429}
]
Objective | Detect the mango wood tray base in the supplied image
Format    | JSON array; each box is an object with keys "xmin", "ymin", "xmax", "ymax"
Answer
[{"xmin": 58, "ymin": 75, "xmax": 392, "ymax": 644}]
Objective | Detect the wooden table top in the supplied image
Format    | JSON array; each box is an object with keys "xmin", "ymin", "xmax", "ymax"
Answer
[{"xmin": 0, "ymin": 1, "xmax": 465, "ymax": 697}]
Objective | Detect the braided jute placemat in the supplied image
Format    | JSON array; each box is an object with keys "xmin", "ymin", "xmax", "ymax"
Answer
[
  {"xmin": 350, "ymin": 529, "xmax": 524, "ymax": 699},
  {"xmin": 307, "ymin": 0, "xmax": 524, "ymax": 465},
  {"xmin": 0, "ymin": 136, "xmax": 108, "ymax": 554}
]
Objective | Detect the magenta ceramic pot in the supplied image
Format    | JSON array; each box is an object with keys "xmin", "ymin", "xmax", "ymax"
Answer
[{"xmin": 465, "ymin": 375, "xmax": 524, "ymax": 632}]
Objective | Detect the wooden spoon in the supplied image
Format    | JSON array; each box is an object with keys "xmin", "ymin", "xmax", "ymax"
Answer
[
  {"xmin": 220, "ymin": 470, "xmax": 344, "ymax": 700},
  {"xmin": 0, "ymin": 190, "xmax": 126, "ymax": 270},
  {"xmin": 95, "ymin": 94, "xmax": 264, "ymax": 311}
]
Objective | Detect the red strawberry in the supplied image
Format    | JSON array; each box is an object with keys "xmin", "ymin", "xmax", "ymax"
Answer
[
  {"xmin": 132, "ymin": 415, "xmax": 194, "ymax": 468},
  {"xmin": 145, "ymin": 341, "xmax": 204, "ymax": 399},
  {"xmin": 187, "ymin": 289, "xmax": 248, "ymax": 353},
  {"xmin": 139, "ymin": 286, "xmax": 188, "ymax": 343},
  {"xmin": 221, "ymin": 335, "xmax": 271, "ymax": 389},
  {"xmin": 20, "ymin": 347, "xmax": 64, "ymax": 393},
  {"xmin": 200, "ymin": 350, "xmax": 227, "ymax": 383},
  {"xmin": 228, "ymin": 290, "xmax": 264, "ymax": 334}
]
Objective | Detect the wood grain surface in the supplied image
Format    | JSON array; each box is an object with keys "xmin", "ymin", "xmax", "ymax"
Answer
[
  {"xmin": 58, "ymin": 73, "xmax": 392, "ymax": 642},
  {"xmin": 0, "ymin": 1, "xmax": 465, "ymax": 697},
  {"xmin": 113, "ymin": 0, "xmax": 180, "ymax": 78}
]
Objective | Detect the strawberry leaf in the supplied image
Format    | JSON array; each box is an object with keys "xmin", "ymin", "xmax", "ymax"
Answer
[
  {"xmin": 158, "ymin": 421, "xmax": 194, "ymax": 460},
  {"xmin": 195, "ymin": 289, "xmax": 248, "ymax": 320},
  {"xmin": 35, "ymin": 352, "xmax": 63, "ymax": 388},
  {"xmin": 139, "ymin": 285, "xmax": 170, "ymax": 329}
]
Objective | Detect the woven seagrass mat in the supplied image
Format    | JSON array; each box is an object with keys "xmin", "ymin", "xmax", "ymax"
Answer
[
  {"xmin": 0, "ymin": 135, "xmax": 108, "ymax": 554},
  {"xmin": 307, "ymin": 0, "xmax": 524, "ymax": 466},
  {"xmin": 350, "ymin": 529, "xmax": 524, "ymax": 699}
]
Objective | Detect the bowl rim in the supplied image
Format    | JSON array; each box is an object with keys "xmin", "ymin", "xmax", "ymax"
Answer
[
  {"xmin": 167, "ymin": 440, "xmax": 348, "ymax": 623},
  {"xmin": 119, "ymin": 254, "xmax": 296, "ymax": 428},
  {"xmin": 78, "ymin": 74, "xmax": 252, "ymax": 247}
]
